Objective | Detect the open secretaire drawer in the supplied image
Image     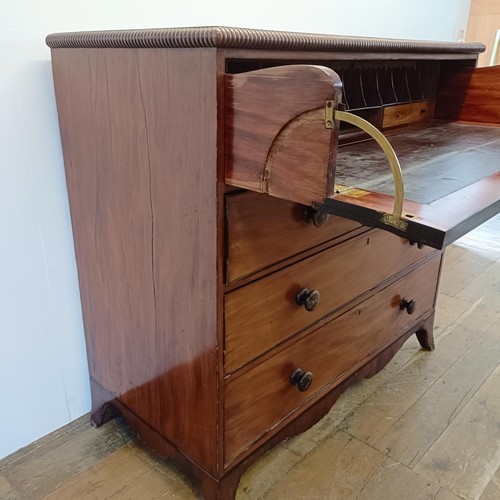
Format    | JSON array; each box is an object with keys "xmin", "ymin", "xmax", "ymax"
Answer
[{"xmin": 225, "ymin": 63, "xmax": 500, "ymax": 249}]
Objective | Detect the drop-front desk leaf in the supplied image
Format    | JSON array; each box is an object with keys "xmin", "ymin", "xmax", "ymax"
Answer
[
  {"xmin": 47, "ymin": 27, "xmax": 500, "ymax": 499},
  {"xmin": 324, "ymin": 121, "xmax": 500, "ymax": 249}
]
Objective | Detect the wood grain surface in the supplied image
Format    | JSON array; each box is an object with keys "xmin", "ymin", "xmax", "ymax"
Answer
[
  {"xmin": 322, "ymin": 170, "xmax": 500, "ymax": 249},
  {"xmin": 225, "ymin": 229, "xmax": 436, "ymax": 373},
  {"xmin": 382, "ymin": 101, "xmax": 435, "ymax": 129},
  {"xmin": 436, "ymin": 65, "xmax": 500, "ymax": 123},
  {"xmin": 51, "ymin": 47, "xmax": 220, "ymax": 474},
  {"xmin": 225, "ymin": 191, "xmax": 362, "ymax": 283},
  {"xmin": 224, "ymin": 256, "xmax": 441, "ymax": 462},
  {"xmin": 225, "ymin": 65, "xmax": 342, "ymax": 203}
]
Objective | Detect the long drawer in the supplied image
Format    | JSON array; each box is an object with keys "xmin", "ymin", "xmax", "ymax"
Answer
[
  {"xmin": 225, "ymin": 191, "xmax": 362, "ymax": 283},
  {"xmin": 224, "ymin": 255, "xmax": 441, "ymax": 463},
  {"xmin": 224, "ymin": 228, "xmax": 436, "ymax": 373}
]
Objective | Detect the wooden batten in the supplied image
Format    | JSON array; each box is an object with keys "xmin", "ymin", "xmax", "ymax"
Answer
[
  {"xmin": 382, "ymin": 101, "xmax": 435, "ymax": 129},
  {"xmin": 225, "ymin": 65, "xmax": 343, "ymax": 205}
]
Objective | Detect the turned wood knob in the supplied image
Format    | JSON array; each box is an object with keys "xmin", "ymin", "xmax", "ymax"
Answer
[
  {"xmin": 304, "ymin": 207, "xmax": 330, "ymax": 227},
  {"xmin": 400, "ymin": 297, "xmax": 417, "ymax": 314},
  {"xmin": 290, "ymin": 368, "xmax": 313, "ymax": 392},
  {"xmin": 409, "ymin": 240, "xmax": 424, "ymax": 249},
  {"xmin": 296, "ymin": 288, "xmax": 320, "ymax": 311}
]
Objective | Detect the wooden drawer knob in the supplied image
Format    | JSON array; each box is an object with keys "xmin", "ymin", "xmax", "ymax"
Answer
[
  {"xmin": 304, "ymin": 207, "xmax": 330, "ymax": 227},
  {"xmin": 400, "ymin": 297, "xmax": 417, "ymax": 314},
  {"xmin": 409, "ymin": 240, "xmax": 424, "ymax": 249},
  {"xmin": 296, "ymin": 288, "xmax": 320, "ymax": 311},
  {"xmin": 290, "ymin": 368, "xmax": 313, "ymax": 392}
]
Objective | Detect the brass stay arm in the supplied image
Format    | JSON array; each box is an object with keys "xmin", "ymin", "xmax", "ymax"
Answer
[{"xmin": 327, "ymin": 104, "xmax": 408, "ymax": 231}]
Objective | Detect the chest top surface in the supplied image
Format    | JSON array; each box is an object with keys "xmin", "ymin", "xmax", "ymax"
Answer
[{"xmin": 46, "ymin": 25, "xmax": 485, "ymax": 55}]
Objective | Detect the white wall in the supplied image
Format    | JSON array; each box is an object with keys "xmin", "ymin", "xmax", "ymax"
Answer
[{"xmin": 0, "ymin": 0, "xmax": 471, "ymax": 460}]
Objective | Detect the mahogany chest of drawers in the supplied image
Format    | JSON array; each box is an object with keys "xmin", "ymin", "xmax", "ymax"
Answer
[{"xmin": 47, "ymin": 27, "xmax": 500, "ymax": 499}]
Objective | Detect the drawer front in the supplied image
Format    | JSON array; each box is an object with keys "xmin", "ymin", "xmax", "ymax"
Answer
[
  {"xmin": 225, "ymin": 228, "xmax": 436, "ymax": 373},
  {"xmin": 226, "ymin": 191, "xmax": 362, "ymax": 283},
  {"xmin": 224, "ymin": 255, "xmax": 441, "ymax": 462}
]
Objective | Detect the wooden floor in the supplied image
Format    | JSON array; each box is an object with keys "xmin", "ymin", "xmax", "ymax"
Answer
[{"xmin": 2, "ymin": 214, "xmax": 500, "ymax": 500}]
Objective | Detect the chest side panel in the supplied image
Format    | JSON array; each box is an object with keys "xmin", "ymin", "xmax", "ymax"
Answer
[{"xmin": 51, "ymin": 47, "xmax": 220, "ymax": 474}]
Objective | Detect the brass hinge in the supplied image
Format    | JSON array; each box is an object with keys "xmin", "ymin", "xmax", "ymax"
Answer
[{"xmin": 325, "ymin": 100, "xmax": 334, "ymax": 129}]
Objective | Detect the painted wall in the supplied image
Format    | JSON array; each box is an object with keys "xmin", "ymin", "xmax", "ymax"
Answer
[{"xmin": 0, "ymin": 0, "xmax": 471, "ymax": 460}]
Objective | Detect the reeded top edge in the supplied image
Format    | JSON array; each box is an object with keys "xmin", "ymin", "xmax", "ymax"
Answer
[{"xmin": 46, "ymin": 26, "xmax": 485, "ymax": 54}]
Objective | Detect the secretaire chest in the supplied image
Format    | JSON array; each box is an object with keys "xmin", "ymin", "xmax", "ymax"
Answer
[{"xmin": 47, "ymin": 26, "xmax": 500, "ymax": 499}]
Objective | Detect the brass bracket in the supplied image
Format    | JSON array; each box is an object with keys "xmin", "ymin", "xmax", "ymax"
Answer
[
  {"xmin": 325, "ymin": 100, "xmax": 334, "ymax": 129},
  {"xmin": 334, "ymin": 109, "xmax": 408, "ymax": 231}
]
